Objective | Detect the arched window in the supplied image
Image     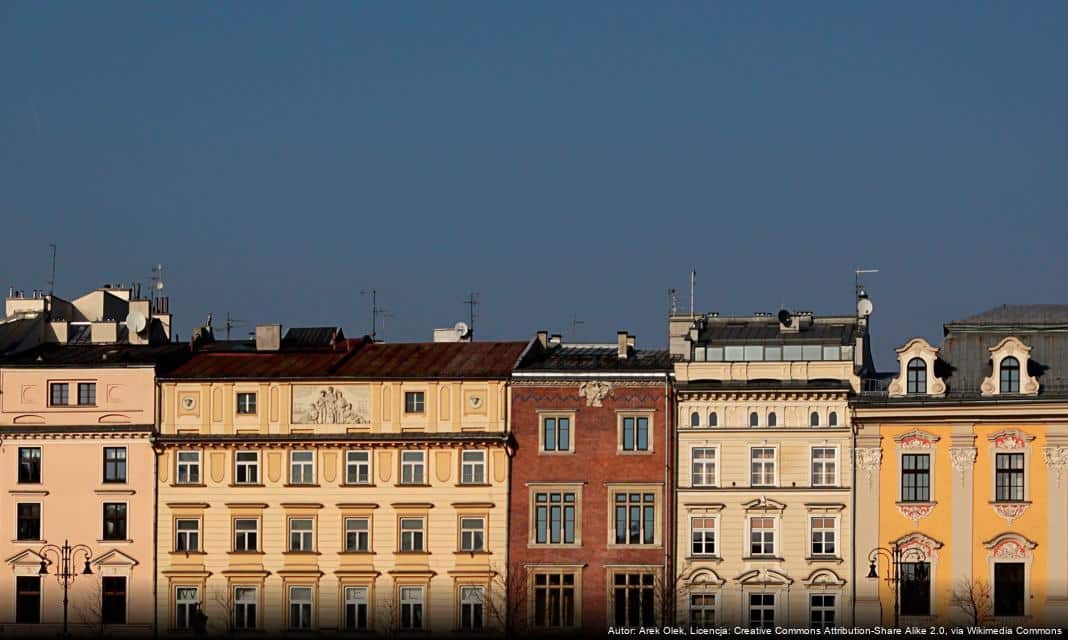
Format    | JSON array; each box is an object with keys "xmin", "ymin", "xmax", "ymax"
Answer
[
  {"xmin": 690, "ymin": 412, "xmax": 701, "ymax": 428},
  {"xmin": 749, "ymin": 412, "xmax": 759, "ymax": 428},
  {"xmin": 767, "ymin": 412, "xmax": 777, "ymax": 427},
  {"xmin": 810, "ymin": 411, "xmax": 820, "ymax": 427},
  {"xmin": 829, "ymin": 411, "xmax": 838, "ymax": 426},
  {"xmin": 1001, "ymin": 357, "xmax": 1020, "ymax": 393},
  {"xmin": 708, "ymin": 412, "xmax": 718, "ymax": 427},
  {"xmin": 907, "ymin": 358, "xmax": 927, "ymax": 395}
]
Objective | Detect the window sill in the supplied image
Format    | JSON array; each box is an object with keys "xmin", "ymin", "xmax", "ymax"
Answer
[
  {"xmin": 805, "ymin": 555, "xmax": 843, "ymax": 564},
  {"xmin": 170, "ymin": 551, "xmax": 206, "ymax": 556},
  {"xmin": 283, "ymin": 551, "xmax": 321, "ymax": 556},
  {"xmin": 341, "ymin": 483, "xmax": 376, "ymax": 488},
  {"xmin": 454, "ymin": 550, "xmax": 492, "ymax": 556},
  {"xmin": 395, "ymin": 551, "xmax": 431, "ymax": 556},
  {"xmin": 228, "ymin": 551, "xmax": 266, "ymax": 556},
  {"xmin": 456, "ymin": 483, "xmax": 492, "ymax": 488},
  {"xmin": 98, "ymin": 539, "xmax": 132, "ymax": 544},
  {"xmin": 229, "ymin": 483, "xmax": 265, "ymax": 488},
  {"xmin": 528, "ymin": 543, "xmax": 582, "ymax": 549},
  {"xmin": 742, "ymin": 556, "xmax": 784, "ymax": 562},
  {"xmin": 12, "ymin": 539, "xmax": 45, "ymax": 544},
  {"xmin": 685, "ymin": 555, "xmax": 722, "ymax": 563},
  {"xmin": 607, "ymin": 543, "xmax": 661, "ymax": 550},
  {"xmin": 618, "ymin": 450, "xmax": 654, "ymax": 456},
  {"xmin": 537, "ymin": 451, "xmax": 575, "ymax": 456},
  {"xmin": 285, "ymin": 484, "xmax": 321, "ymax": 488},
  {"xmin": 172, "ymin": 483, "xmax": 206, "ymax": 488},
  {"xmin": 396, "ymin": 483, "xmax": 431, "ymax": 488},
  {"xmin": 338, "ymin": 550, "xmax": 376, "ymax": 556},
  {"xmin": 989, "ymin": 500, "xmax": 1031, "ymax": 505}
]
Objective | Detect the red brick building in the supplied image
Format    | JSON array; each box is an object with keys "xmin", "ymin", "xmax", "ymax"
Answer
[{"xmin": 509, "ymin": 331, "xmax": 673, "ymax": 633}]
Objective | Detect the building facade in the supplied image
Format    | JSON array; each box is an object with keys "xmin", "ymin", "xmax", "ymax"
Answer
[{"xmin": 509, "ymin": 331, "xmax": 673, "ymax": 633}]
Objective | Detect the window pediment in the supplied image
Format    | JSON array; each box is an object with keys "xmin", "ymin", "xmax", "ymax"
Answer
[
  {"xmin": 742, "ymin": 497, "xmax": 787, "ymax": 512},
  {"xmin": 735, "ymin": 568, "xmax": 792, "ymax": 586},
  {"xmin": 983, "ymin": 533, "xmax": 1037, "ymax": 560},
  {"xmin": 894, "ymin": 430, "xmax": 940, "ymax": 449},
  {"xmin": 685, "ymin": 568, "xmax": 725, "ymax": 586},
  {"xmin": 891, "ymin": 532, "xmax": 944, "ymax": 561},
  {"xmin": 92, "ymin": 549, "xmax": 139, "ymax": 568},
  {"xmin": 981, "ymin": 336, "xmax": 1039, "ymax": 396},
  {"xmin": 987, "ymin": 429, "xmax": 1034, "ymax": 450},
  {"xmin": 803, "ymin": 569, "xmax": 846, "ymax": 588},
  {"xmin": 888, "ymin": 338, "xmax": 945, "ymax": 398}
]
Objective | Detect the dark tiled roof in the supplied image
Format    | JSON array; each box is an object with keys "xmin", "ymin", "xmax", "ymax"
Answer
[
  {"xmin": 163, "ymin": 339, "xmax": 365, "ymax": 380},
  {"xmin": 516, "ymin": 344, "xmax": 672, "ymax": 372},
  {"xmin": 0, "ymin": 343, "xmax": 193, "ymax": 369},
  {"xmin": 948, "ymin": 304, "xmax": 1068, "ymax": 328},
  {"xmin": 938, "ymin": 327, "xmax": 1068, "ymax": 396},
  {"xmin": 696, "ymin": 317, "xmax": 859, "ymax": 345},
  {"xmin": 283, "ymin": 327, "xmax": 346, "ymax": 348},
  {"xmin": 334, "ymin": 341, "xmax": 529, "ymax": 379}
]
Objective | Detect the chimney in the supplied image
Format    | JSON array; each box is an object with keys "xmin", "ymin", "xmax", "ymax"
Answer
[
  {"xmin": 549, "ymin": 334, "xmax": 562, "ymax": 346},
  {"xmin": 536, "ymin": 331, "xmax": 549, "ymax": 348},
  {"xmin": 617, "ymin": 331, "xmax": 630, "ymax": 359},
  {"xmin": 255, "ymin": 324, "xmax": 282, "ymax": 351}
]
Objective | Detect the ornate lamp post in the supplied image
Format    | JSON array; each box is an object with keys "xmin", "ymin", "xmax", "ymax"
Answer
[
  {"xmin": 37, "ymin": 539, "xmax": 94, "ymax": 638},
  {"xmin": 866, "ymin": 543, "xmax": 928, "ymax": 628}
]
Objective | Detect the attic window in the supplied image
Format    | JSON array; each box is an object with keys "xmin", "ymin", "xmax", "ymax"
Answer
[
  {"xmin": 907, "ymin": 358, "xmax": 927, "ymax": 395},
  {"xmin": 1000, "ymin": 357, "xmax": 1020, "ymax": 394}
]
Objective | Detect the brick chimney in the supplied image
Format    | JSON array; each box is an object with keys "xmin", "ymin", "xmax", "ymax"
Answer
[{"xmin": 617, "ymin": 331, "xmax": 631, "ymax": 359}]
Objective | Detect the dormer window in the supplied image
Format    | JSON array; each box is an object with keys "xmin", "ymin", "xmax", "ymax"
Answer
[
  {"xmin": 907, "ymin": 358, "xmax": 927, "ymax": 395},
  {"xmin": 690, "ymin": 412, "xmax": 700, "ymax": 428},
  {"xmin": 1000, "ymin": 357, "xmax": 1020, "ymax": 394},
  {"xmin": 981, "ymin": 338, "xmax": 1037, "ymax": 396}
]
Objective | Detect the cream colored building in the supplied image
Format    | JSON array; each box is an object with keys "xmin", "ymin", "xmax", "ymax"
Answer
[
  {"xmin": 155, "ymin": 327, "xmax": 528, "ymax": 635},
  {"xmin": 670, "ymin": 306, "xmax": 873, "ymax": 628}
]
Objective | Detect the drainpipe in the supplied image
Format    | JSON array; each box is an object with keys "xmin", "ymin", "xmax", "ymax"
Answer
[
  {"xmin": 851, "ymin": 415, "xmax": 858, "ymax": 626},
  {"xmin": 153, "ymin": 380, "xmax": 161, "ymax": 640},
  {"xmin": 663, "ymin": 374, "xmax": 673, "ymax": 624}
]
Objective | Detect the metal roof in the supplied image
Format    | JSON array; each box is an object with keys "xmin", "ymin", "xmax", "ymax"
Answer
[
  {"xmin": 283, "ymin": 327, "xmax": 346, "ymax": 349},
  {"xmin": 0, "ymin": 343, "xmax": 193, "ymax": 369},
  {"xmin": 516, "ymin": 344, "xmax": 673, "ymax": 373},
  {"xmin": 948, "ymin": 304, "xmax": 1068, "ymax": 328},
  {"xmin": 695, "ymin": 317, "xmax": 859, "ymax": 345}
]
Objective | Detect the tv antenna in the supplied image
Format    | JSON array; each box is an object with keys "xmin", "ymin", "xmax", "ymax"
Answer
[
  {"xmin": 854, "ymin": 267, "xmax": 879, "ymax": 297},
  {"xmin": 690, "ymin": 269, "xmax": 696, "ymax": 314},
  {"xmin": 570, "ymin": 314, "xmax": 585, "ymax": 341},
  {"xmin": 463, "ymin": 292, "xmax": 479, "ymax": 340},
  {"xmin": 360, "ymin": 289, "xmax": 379, "ymax": 341},
  {"xmin": 151, "ymin": 264, "xmax": 165, "ymax": 297},
  {"xmin": 48, "ymin": 244, "xmax": 57, "ymax": 297},
  {"xmin": 224, "ymin": 312, "xmax": 246, "ymax": 341}
]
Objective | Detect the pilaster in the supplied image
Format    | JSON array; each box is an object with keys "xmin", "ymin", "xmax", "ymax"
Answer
[
  {"xmin": 854, "ymin": 426, "xmax": 882, "ymax": 626},
  {"xmin": 1044, "ymin": 433, "xmax": 1068, "ymax": 626},
  {"xmin": 949, "ymin": 425, "xmax": 977, "ymax": 624}
]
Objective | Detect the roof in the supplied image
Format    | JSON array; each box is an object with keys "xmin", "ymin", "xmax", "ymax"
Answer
[
  {"xmin": 516, "ymin": 344, "xmax": 672, "ymax": 373},
  {"xmin": 0, "ymin": 342, "xmax": 193, "ymax": 369},
  {"xmin": 283, "ymin": 327, "xmax": 346, "ymax": 349},
  {"xmin": 163, "ymin": 339, "xmax": 365, "ymax": 380},
  {"xmin": 948, "ymin": 304, "xmax": 1068, "ymax": 329},
  {"xmin": 694, "ymin": 316, "xmax": 859, "ymax": 346}
]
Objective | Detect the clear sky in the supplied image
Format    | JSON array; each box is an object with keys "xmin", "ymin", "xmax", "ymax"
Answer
[{"xmin": 2, "ymin": 2, "xmax": 1066, "ymax": 369}]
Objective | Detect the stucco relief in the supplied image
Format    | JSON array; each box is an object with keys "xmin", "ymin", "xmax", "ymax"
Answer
[
  {"xmin": 1044, "ymin": 446, "xmax": 1068, "ymax": 487},
  {"xmin": 992, "ymin": 503, "xmax": 1029, "ymax": 526},
  {"xmin": 856, "ymin": 448, "xmax": 882, "ymax": 484},
  {"xmin": 578, "ymin": 381, "xmax": 613, "ymax": 407},
  {"xmin": 895, "ymin": 430, "xmax": 940, "ymax": 449},
  {"xmin": 988, "ymin": 429, "xmax": 1034, "ymax": 450},
  {"xmin": 949, "ymin": 447, "xmax": 977, "ymax": 485},
  {"xmin": 887, "ymin": 338, "xmax": 945, "ymax": 398},
  {"xmin": 292, "ymin": 385, "xmax": 370, "ymax": 425},
  {"xmin": 895, "ymin": 532, "xmax": 943, "ymax": 560},
  {"xmin": 898, "ymin": 503, "xmax": 935, "ymax": 526},
  {"xmin": 985, "ymin": 533, "xmax": 1036, "ymax": 560},
  {"xmin": 981, "ymin": 336, "xmax": 1040, "ymax": 396}
]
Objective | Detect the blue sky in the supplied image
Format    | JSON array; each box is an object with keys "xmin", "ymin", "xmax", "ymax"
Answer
[{"xmin": 2, "ymin": 2, "xmax": 1066, "ymax": 368}]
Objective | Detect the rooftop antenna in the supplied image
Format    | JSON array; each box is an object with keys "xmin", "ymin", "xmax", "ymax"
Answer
[
  {"xmin": 854, "ymin": 267, "xmax": 879, "ymax": 298},
  {"xmin": 151, "ymin": 264, "xmax": 165, "ymax": 298},
  {"xmin": 224, "ymin": 312, "xmax": 246, "ymax": 341},
  {"xmin": 360, "ymin": 289, "xmax": 378, "ymax": 341},
  {"xmin": 463, "ymin": 291, "xmax": 479, "ymax": 340},
  {"xmin": 378, "ymin": 308, "xmax": 395, "ymax": 342},
  {"xmin": 690, "ymin": 269, "xmax": 696, "ymax": 315},
  {"xmin": 668, "ymin": 288, "xmax": 678, "ymax": 315},
  {"xmin": 570, "ymin": 314, "xmax": 585, "ymax": 341},
  {"xmin": 48, "ymin": 244, "xmax": 57, "ymax": 297}
]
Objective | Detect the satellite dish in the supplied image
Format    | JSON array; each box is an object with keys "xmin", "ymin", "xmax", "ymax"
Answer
[
  {"xmin": 125, "ymin": 311, "xmax": 148, "ymax": 335},
  {"xmin": 454, "ymin": 321, "xmax": 470, "ymax": 337},
  {"xmin": 857, "ymin": 297, "xmax": 874, "ymax": 317},
  {"xmin": 777, "ymin": 309, "xmax": 792, "ymax": 327}
]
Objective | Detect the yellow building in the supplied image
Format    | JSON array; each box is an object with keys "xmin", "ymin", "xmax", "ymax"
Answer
[
  {"xmin": 854, "ymin": 305, "xmax": 1068, "ymax": 627},
  {"xmin": 154, "ymin": 326, "xmax": 528, "ymax": 635}
]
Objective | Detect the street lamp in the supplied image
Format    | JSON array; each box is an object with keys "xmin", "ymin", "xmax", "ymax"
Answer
[
  {"xmin": 37, "ymin": 539, "xmax": 94, "ymax": 638},
  {"xmin": 866, "ymin": 543, "xmax": 928, "ymax": 628}
]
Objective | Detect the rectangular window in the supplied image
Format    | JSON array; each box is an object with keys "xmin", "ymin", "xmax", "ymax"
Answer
[
  {"xmin": 175, "ymin": 519, "xmax": 200, "ymax": 552},
  {"xmin": 691, "ymin": 516, "xmax": 716, "ymax": 556},
  {"xmin": 764, "ymin": 346, "xmax": 782, "ymax": 361},
  {"xmin": 613, "ymin": 492, "xmax": 656, "ymax": 545},
  {"xmin": 400, "ymin": 517, "xmax": 425, "ymax": 552},
  {"xmin": 345, "ymin": 518, "xmax": 370, "ymax": 552},
  {"xmin": 621, "ymin": 416, "xmax": 651, "ymax": 452},
  {"xmin": 288, "ymin": 586, "xmax": 313, "ymax": 630},
  {"xmin": 460, "ymin": 517, "xmax": 486, "ymax": 552},
  {"xmin": 345, "ymin": 450, "xmax": 371, "ymax": 485},
  {"xmin": 18, "ymin": 447, "xmax": 41, "ymax": 484},
  {"xmin": 103, "ymin": 447, "xmax": 126, "ymax": 483},
  {"xmin": 17, "ymin": 503, "xmax": 41, "ymax": 540},
  {"xmin": 289, "ymin": 451, "xmax": 315, "ymax": 485},
  {"xmin": 102, "ymin": 576, "xmax": 127, "ymax": 624},
  {"xmin": 103, "ymin": 503, "xmax": 127, "ymax": 540},
  {"xmin": 706, "ymin": 347, "xmax": 724, "ymax": 361},
  {"xmin": 289, "ymin": 518, "xmax": 314, "ymax": 552},
  {"xmin": 460, "ymin": 586, "xmax": 484, "ymax": 631},
  {"xmin": 783, "ymin": 345, "xmax": 803, "ymax": 361},
  {"xmin": 811, "ymin": 447, "xmax": 837, "ymax": 487},
  {"xmin": 16, "ymin": 576, "xmax": 41, "ymax": 624},
  {"xmin": 749, "ymin": 593, "xmax": 775, "ymax": 629},
  {"xmin": 234, "ymin": 586, "xmax": 257, "ymax": 630},
  {"xmin": 996, "ymin": 453, "xmax": 1025, "ymax": 502},
  {"xmin": 691, "ymin": 448, "xmax": 717, "ymax": 487},
  {"xmin": 176, "ymin": 451, "xmax": 201, "ymax": 484},
  {"xmin": 532, "ymin": 572, "xmax": 576, "ymax": 628},
  {"xmin": 810, "ymin": 594, "xmax": 835, "ymax": 629},
  {"xmin": 78, "ymin": 382, "xmax": 96, "ymax": 406},
  {"xmin": 400, "ymin": 451, "xmax": 425, "ymax": 485},
  {"xmin": 690, "ymin": 593, "xmax": 715, "ymax": 627},
  {"xmin": 234, "ymin": 519, "xmax": 259, "ymax": 551},
  {"xmin": 810, "ymin": 516, "xmax": 836, "ymax": 556},
  {"xmin": 751, "ymin": 448, "xmax": 776, "ymax": 487},
  {"xmin": 404, "ymin": 391, "xmax": 425, "ymax": 414},
  {"xmin": 994, "ymin": 562, "xmax": 1025, "ymax": 617},
  {"xmin": 461, "ymin": 450, "xmax": 486, "ymax": 484},
  {"xmin": 542, "ymin": 416, "xmax": 572, "ymax": 452},
  {"xmin": 901, "ymin": 454, "xmax": 931, "ymax": 502},
  {"xmin": 345, "ymin": 586, "xmax": 369, "ymax": 631},
  {"xmin": 613, "ymin": 573, "xmax": 656, "ymax": 627},
  {"xmin": 803, "ymin": 344, "xmax": 823, "ymax": 360},
  {"xmin": 174, "ymin": 586, "xmax": 199, "ymax": 630},
  {"xmin": 236, "ymin": 392, "xmax": 257, "ymax": 415},
  {"xmin": 235, "ymin": 451, "xmax": 260, "ymax": 485},
  {"xmin": 399, "ymin": 586, "xmax": 424, "ymax": 630},
  {"xmin": 749, "ymin": 517, "xmax": 776, "ymax": 556},
  {"xmin": 50, "ymin": 382, "xmax": 70, "ymax": 406},
  {"xmin": 534, "ymin": 492, "xmax": 576, "ymax": 545},
  {"xmin": 900, "ymin": 562, "xmax": 931, "ymax": 616},
  {"xmin": 724, "ymin": 345, "xmax": 744, "ymax": 361}
]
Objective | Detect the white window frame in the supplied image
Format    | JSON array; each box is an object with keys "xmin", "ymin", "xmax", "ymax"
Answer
[
  {"xmin": 174, "ymin": 586, "xmax": 200, "ymax": 630},
  {"xmin": 236, "ymin": 392, "xmax": 257, "ymax": 415},
  {"xmin": 690, "ymin": 515, "xmax": 717, "ymax": 557},
  {"xmin": 345, "ymin": 517, "xmax": 370, "ymax": 552},
  {"xmin": 234, "ymin": 451, "xmax": 260, "ymax": 485},
  {"xmin": 460, "ymin": 516, "xmax": 486, "ymax": 552},
  {"xmin": 460, "ymin": 450, "xmax": 486, "ymax": 485},
  {"xmin": 400, "ymin": 450, "xmax": 426, "ymax": 485},
  {"xmin": 233, "ymin": 518, "xmax": 259, "ymax": 552},
  {"xmin": 750, "ymin": 446, "xmax": 778, "ymax": 487},
  {"xmin": 748, "ymin": 592, "xmax": 776, "ymax": 629},
  {"xmin": 345, "ymin": 586, "xmax": 369, "ymax": 630},
  {"xmin": 747, "ymin": 516, "xmax": 778, "ymax": 558},
  {"xmin": 400, "ymin": 517, "xmax": 426, "ymax": 552},
  {"xmin": 689, "ymin": 591, "xmax": 716, "ymax": 627},
  {"xmin": 809, "ymin": 515, "xmax": 838, "ymax": 557},
  {"xmin": 399, "ymin": 586, "xmax": 425, "ymax": 630},
  {"xmin": 459, "ymin": 585, "xmax": 485, "ymax": 631},
  {"xmin": 404, "ymin": 391, "xmax": 425, "ymax": 414},
  {"xmin": 810, "ymin": 446, "xmax": 839, "ymax": 487},
  {"xmin": 288, "ymin": 517, "xmax": 315, "ymax": 552},
  {"xmin": 809, "ymin": 593, "xmax": 836, "ymax": 628},
  {"xmin": 289, "ymin": 450, "xmax": 315, "ymax": 485},
  {"xmin": 691, "ymin": 446, "xmax": 718, "ymax": 487},
  {"xmin": 345, "ymin": 450, "xmax": 371, "ymax": 485},
  {"xmin": 233, "ymin": 586, "xmax": 258, "ymax": 630},
  {"xmin": 540, "ymin": 413, "xmax": 574, "ymax": 453},
  {"xmin": 176, "ymin": 450, "xmax": 201, "ymax": 485},
  {"xmin": 288, "ymin": 585, "xmax": 313, "ymax": 630},
  {"xmin": 175, "ymin": 518, "xmax": 200, "ymax": 552}
]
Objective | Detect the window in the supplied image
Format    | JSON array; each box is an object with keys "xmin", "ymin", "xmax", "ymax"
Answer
[
  {"xmin": 345, "ymin": 451, "xmax": 371, "ymax": 485},
  {"xmin": 810, "ymin": 594, "xmax": 835, "ymax": 629},
  {"xmin": 103, "ymin": 503, "xmax": 127, "ymax": 540},
  {"xmin": 613, "ymin": 573, "xmax": 656, "ymax": 626},
  {"xmin": 811, "ymin": 448, "xmax": 837, "ymax": 487},
  {"xmin": 901, "ymin": 454, "xmax": 931, "ymax": 502},
  {"xmin": 399, "ymin": 586, "xmax": 424, "ymax": 630},
  {"xmin": 460, "ymin": 517, "xmax": 485, "ymax": 552},
  {"xmin": 234, "ymin": 586, "xmax": 257, "ymax": 630},
  {"xmin": 103, "ymin": 447, "xmax": 126, "ymax": 483},
  {"xmin": 751, "ymin": 448, "xmax": 776, "ymax": 487},
  {"xmin": 749, "ymin": 517, "xmax": 776, "ymax": 556},
  {"xmin": 400, "ymin": 451, "xmax": 426, "ymax": 485},
  {"xmin": 691, "ymin": 517, "xmax": 716, "ymax": 556},
  {"xmin": 289, "ymin": 518, "xmax": 314, "ymax": 552},
  {"xmin": 614, "ymin": 492, "xmax": 656, "ymax": 545},
  {"xmin": 17, "ymin": 503, "xmax": 41, "ymax": 540},
  {"xmin": 829, "ymin": 411, "xmax": 838, "ymax": 427},
  {"xmin": 621, "ymin": 416, "xmax": 650, "ymax": 452},
  {"xmin": 803, "ymin": 345, "xmax": 822, "ymax": 360},
  {"xmin": 709, "ymin": 412, "xmax": 717, "ymax": 427},
  {"xmin": 690, "ymin": 593, "xmax": 715, "ymax": 627},
  {"xmin": 404, "ymin": 391, "xmax": 425, "ymax": 414},
  {"xmin": 783, "ymin": 345, "xmax": 803, "ymax": 361},
  {"xmin": 235, "ymin": 451, "xmax": 260, "ymax": 485},
  {"xmin": 749, "ymin": 412, "xmax": 759, "ymax": 427},
  {"xmin": 907, "ymin": 358, "xmax": 927, "ymax": 394},
  {"xmin": 176, "ymin": 451, "xmax": 201, "ymax": 484},
  {"xmin": 1001, "ymin": 357, "xmax": 1021, "ymax": 393},
  {"xmin": 810, "ymin": 517, "xmax": 836, "ymax": 556},
  {"xmin": 18, "ymin": 447, "xmax": 41, "ymax": 483},
  {"xmin": 175, "ymin": 519, "xmax": 200, "ymax": 552},
  {"xmin": 900, "ymin": 562, "xmax": 930, "ymax": 616},
  {"xmin": 16, "ymin": 576, "xmax": 40, "ymax": 624},
  {"xmin": 234, "ymin": 519, "xmax": 259, "ymax": 551},
  {"xmin": 690, "ymin": 412, "xmax": 700, "ymax": 427},
  {"xmin": 289, "ymin": 451, "xmax": 315, "ymax": 485},
  {"xmin": 344, "ymin": 587, "xmax": 369, "ymax": 631},
  {"xmin": 810, "ymin": 412, "xmax": 820, "ymax": 427},
  {"xmin": 50, "ymin": 382, "xmax": 70, "ymax": 406},
  {"xmin": 102, "ymin": 576, "xmax": 127, "ymax": 624},
  {"xmin": 994, "ymin": 563, "xmax": 1025, "ymax": 617},
  {"xmin": 766, "ymin": 346, "xmax": 782, "ymax": 361},
  {"xmin": 288, "ymin": 586, "xmax": 313, "ymax": 630},
  {"xmin": 767, "ymin": 412, "xmax": 777, "ymax": 427},
  {"xmin": 174, "ymin": 586, "xmax": 199, "ymax": 630},
  {"xmin": 400, "ymin": 517, "xmax": 425, "ymax": 552},
  {"xmin": 460, "ymin": 586, "xmax": 485, "ymax": 631},
  {"xmin": 996, "ymin": 453, "xmax": 1025, "ymax": 502},
  {"xmin": 534, "ymin": 491, "xmax": 577, "ymax": 544},
  {"xmin": 345, "ymin": 518, "xmax": 370, "ymax": 552},
  {"xmin": 725, "ymin": 345, "xmax": 744, "ymax": 361},
  {"xmin": 78, "ymin": 382, "xmax": 96, "ymax": 406},
  {"xmin": 532, "ymin": 572, "xmax": 576, "ymax": 628},
  {"xmin": 542, "ymin": 416, "xmax": 571, "ymax": 452},
  {"xmin": 691, "ymin": 448, "xmax": 717, "ymax": 487},
  {"xmin": 461, "ymin": 450, "xmax": 486, "ymax": 484},
  {"xmin": 749, "ymin": 593, "xmax": 775, "ymax": 628},
  {"xmin": 236, "ymin": 392, "xmax": 257, "ymax": 415}
]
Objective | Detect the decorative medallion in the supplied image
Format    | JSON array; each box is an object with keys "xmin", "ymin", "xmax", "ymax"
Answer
[
  {"xmin": 578, "ymin": 381, "xmax": 613, "ymax": 407},
  {"xmin": 992, "ymin": 502, "xmax": 1028, "ymax": 525},
  {"xmin": 468, "ymin": 394, "xmax": 484, "ymax": 410},
  {"xmin": 949, "ymin": 447, "xmax": 977, "ymax": 484},
  {"xmin": 180, "ymin": 396, "xmax": 197, "ymax": 411},
  {"xmin": 1044, "ymin": 446, "xmax": 1068, "ymax": 488},
  {"xmin": 897, "ymin": 503, "xmax": 935, "ymax": 526}
]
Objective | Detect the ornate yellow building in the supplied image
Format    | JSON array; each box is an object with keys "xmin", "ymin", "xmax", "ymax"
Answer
[
  {"xmin": 854, "ymin": 305, "xmax": 1068, "ymax": 627},
  {"xmin": 155, "ymin": 327, "xmax": 528, "ymax": 634}
]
